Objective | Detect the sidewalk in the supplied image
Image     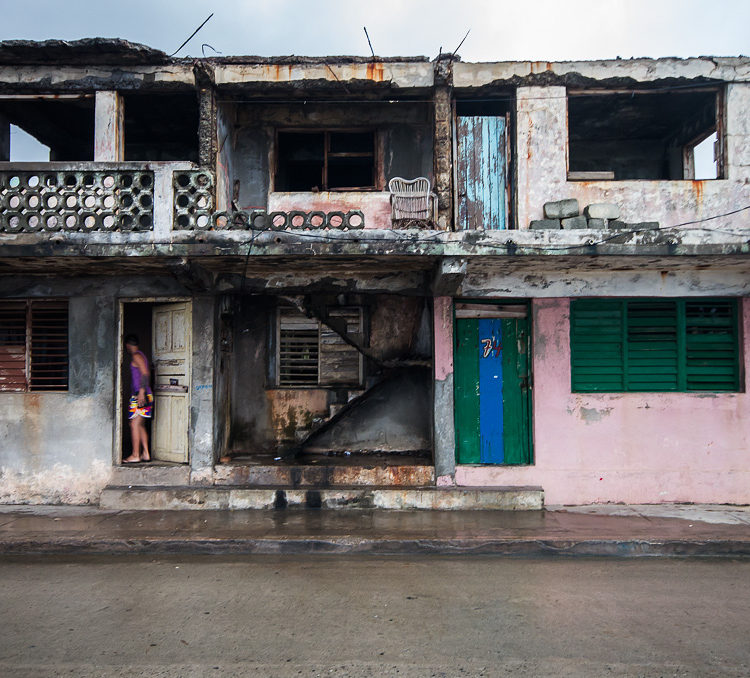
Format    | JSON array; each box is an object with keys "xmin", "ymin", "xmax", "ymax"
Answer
[{"xmin": 2, "ymin": 503, "xmax": 750, "ymax": 557}]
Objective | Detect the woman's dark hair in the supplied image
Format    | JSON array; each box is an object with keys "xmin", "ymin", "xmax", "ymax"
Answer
[{"xmin": 124, "ymin": 334, "xmax": 139, "ymax": 346}]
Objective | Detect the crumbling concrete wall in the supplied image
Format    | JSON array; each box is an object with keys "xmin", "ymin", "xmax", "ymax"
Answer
[
  {"xmin": 515, "ymin": 83, "xmax": 750, "ymax": 230},
  {"xmin": 0, "ymin": 275, "xmax": 192, "ymax": 504},
  {"xmin": 228, "ymin": 294, "xmax": 432, "ymax": 454}
]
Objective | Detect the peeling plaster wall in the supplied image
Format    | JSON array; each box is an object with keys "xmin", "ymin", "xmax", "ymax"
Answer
[
  {"xmin": 515, "ymin": 84, "xmax": 750, "ymax": 230},
  {"xmin": 0, "ymin": 295, "xmax": 116, "ymax": 504},
  {"xmin": 0, "ymin": 276, "xmax": 191, "ymax": 504},
  {"xmin": 456, "ymin": 297, "xmax": 750, "ymax": 504}
]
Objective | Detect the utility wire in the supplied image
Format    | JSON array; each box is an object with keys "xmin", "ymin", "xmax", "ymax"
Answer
[
  {"xmin": 73, "ymin": 203, "xmax": 750, "ymax": 256},
  {"xmin": 169, "ymin": 13, "xmax": 214, "ymax": 57}
]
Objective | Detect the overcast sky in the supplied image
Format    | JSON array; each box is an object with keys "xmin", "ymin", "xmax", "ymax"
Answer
[
  {"xmin": 0, "ymin": 0, "xmax": 748, "ymax": 62},
  {"xmin": 3, "ymin": 0, "xmax": 747, "ymax": 167}
]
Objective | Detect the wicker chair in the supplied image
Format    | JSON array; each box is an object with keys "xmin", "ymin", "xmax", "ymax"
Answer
[{"xmin": 388, "ymin": 177, "xmax": 437, "ymax": 222}]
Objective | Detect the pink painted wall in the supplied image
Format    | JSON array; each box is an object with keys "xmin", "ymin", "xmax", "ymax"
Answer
[
  {"xmin": 268, "ymin": 192, "xmax": 392, "ymax": 229},
  {"xmin": 456, "ymin": 297, "xmax": 750, "ymax": 505}
]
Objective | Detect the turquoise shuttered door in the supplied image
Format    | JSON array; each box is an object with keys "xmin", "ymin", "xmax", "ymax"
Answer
[
  {"xmin": 456, "ymin": 116, "xmax": 508, "ymax": 230},
  {"xmin": 571, "ymin": 299, "xmax": 740, "ymax": 393}
]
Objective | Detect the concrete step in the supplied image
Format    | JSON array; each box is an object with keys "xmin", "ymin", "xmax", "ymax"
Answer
[
  {"xmin": 110, "ymin": 465, "xmax": 191, "ymax": 487},
  {"xmin": 213, "ymin": 464, "xmax": 435, "ymax": 488},
  {"xmin": 99, "ymin": 485, "xmax": 544, "ymax": 511}
]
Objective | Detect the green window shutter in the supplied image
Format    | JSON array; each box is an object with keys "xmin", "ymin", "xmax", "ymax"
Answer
[
  {"xmin": 571, "ymin": 298, "xmax": 740, "ymax": 393},
  {"xmin": 685, "ymin": 300, "xmax": 739, "ymax": 391},
  {"xmin": 625, "ymin": 301, "xmax": 679, "ymax": 391},
  {"xmin": 570, "ymin": 300, "xmax": 625, "ymax": 392}
]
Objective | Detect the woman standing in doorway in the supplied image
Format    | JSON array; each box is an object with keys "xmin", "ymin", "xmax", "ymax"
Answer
[{"xmin": 123, "ymin": 334, "xmax": 153, "ymax": 463}]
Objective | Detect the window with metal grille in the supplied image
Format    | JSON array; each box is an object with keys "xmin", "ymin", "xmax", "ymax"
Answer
[
  {"xmin": 570, "ymin": 298, "xmax": 740, "ymax": 392},
  {"xmin": 277, "ymin": 308, "xmax": 363, "ymax": 387},
  {"xmin": 0, "ymin": 300, "xmax": 68, "ymax": 392}
]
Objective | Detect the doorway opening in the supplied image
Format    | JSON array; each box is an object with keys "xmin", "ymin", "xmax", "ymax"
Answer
[{"xmin": 118, "ymin": 300, "xmax": 191, "ymax": 466}]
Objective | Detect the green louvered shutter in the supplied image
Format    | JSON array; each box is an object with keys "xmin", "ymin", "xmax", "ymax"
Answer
[
  {"xmin": 570, "ymin": 300, "xmax": 625, "ymax": 391},
  {"xmin": 685, "ymin": 300, "xmax": 739, "ymax": 391},
  {"xmin": 571, "ymin": 298, "xmax": 740, "ymax": 393},
  {"xmin": 626, "ymin": 301, "xmax": 679, "ymax": 391}
]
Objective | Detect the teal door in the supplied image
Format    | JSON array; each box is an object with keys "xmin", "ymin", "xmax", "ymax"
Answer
[
  {"xmin": 454, "ymin": 306, "xmax": 531, "ymax": 464},
  {"xmin": 456, "ymin": 115, "xmax": 508, "ymax": 230}
]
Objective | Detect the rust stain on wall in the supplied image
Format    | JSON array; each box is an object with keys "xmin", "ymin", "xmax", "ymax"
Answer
[
  {"xmin": 366, "ymin": 62, "xmax": 384, "ymax": 82},
  {"xmin": 692, "ymin": 180, "xmax": 704, "ymax": 206}
]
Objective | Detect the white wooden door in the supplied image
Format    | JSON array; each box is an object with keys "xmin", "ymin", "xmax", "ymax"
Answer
[{"xmin": 152, "ymin": 302, "xmax": 191, "ymax": 463}]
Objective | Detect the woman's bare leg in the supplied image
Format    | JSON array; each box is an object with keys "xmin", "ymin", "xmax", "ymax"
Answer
[
  {"xmin": 123, "ymin": 416, "xmax": 142, "ymax": 462},
  {"xmin": 139, "ymin": 417, "xmax": 150, "ymax": 461}
]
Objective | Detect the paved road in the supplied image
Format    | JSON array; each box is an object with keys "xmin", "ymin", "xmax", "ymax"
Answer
[{"xmin": 0, "ymin": 555, "xmax": 748, "ymax": 677}]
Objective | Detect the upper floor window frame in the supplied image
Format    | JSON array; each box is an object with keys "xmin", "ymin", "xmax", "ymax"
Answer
[
  {"xmin": 272, "ymin": 128, "xmax": 383, "ymax": 192},
  {"xmin": 566, "ymin": 85, "xmax": 726, "ymax": 182}
]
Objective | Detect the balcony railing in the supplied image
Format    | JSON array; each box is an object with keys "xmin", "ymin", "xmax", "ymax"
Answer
[{"xmin": 0, "ymin": 163, "xmax": 376, "ymax": 237}]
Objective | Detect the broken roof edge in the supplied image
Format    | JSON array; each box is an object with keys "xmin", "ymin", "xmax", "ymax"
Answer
[
  {"xmin": 193, "ymin": 55, "xmax": 431, "ymax": 65},
  {"xmin": 0, "ymin": 38, "xmax": 169, "ymax": 65}
]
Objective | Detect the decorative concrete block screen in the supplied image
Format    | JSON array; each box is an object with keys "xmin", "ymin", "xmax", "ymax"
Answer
[
  {"xmin": 211, "ymin": 210, "xmax": 365, "ymax": 230},
  {"xmin": 0, "ymin": 170, "xmax": 155, "ymax": 233},
  {"xmin": 173, "ymin": 170, "xmax": 214, "ymax": 230}
]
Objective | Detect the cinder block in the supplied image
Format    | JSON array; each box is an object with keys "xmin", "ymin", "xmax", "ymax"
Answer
[
  {"xmin": 544, "ymin": 199, "xmax": 579, "ymax": 219},
  {"xmin": 628, "ymin": 221, "xmax": 660, "ymax": 231},
  {"xmin": 584, "ymin": 203, "xmax": 620, "ymax": 220},
  {"xmin": 587, "ymin": 218, "xmax": 607, "ymax": 229},
  {"xmin": 561, "ymin": 216, "xmax": 588, "ymax": 229},
  {"xmin": 529, "ymin": 219, "xmax": 561, "ymax": 230}
]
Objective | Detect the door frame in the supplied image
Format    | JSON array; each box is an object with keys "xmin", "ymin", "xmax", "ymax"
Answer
[
  {"xmin": 113, "ymin": 296, "xmax": 192, "ymax": 466},
  {"xmin": 452, "ymin": 298, "xmax": 534, "ymax": 466}
]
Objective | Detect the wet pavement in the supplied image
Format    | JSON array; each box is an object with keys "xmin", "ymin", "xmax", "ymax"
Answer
[
  {"xmin": 1, "ymin": 555, "xmax": 749, "ymax": 676},
  {"xmin": 0, "ymin": 503, "xmax": 749, "ymax": 556}
]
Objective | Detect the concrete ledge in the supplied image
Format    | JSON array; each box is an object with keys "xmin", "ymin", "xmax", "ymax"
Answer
[
  {"xmin": 99, "ymin": 485, "xmax": 544, "ymax": 511},
  {"xmin": 2, "ymin": 537, "xmax": 749, "ymax": 558},
  {"xmin": 110, "ymin": 465, "xmax": 191, "ymax": 487},
  {"xmin": 212, "ymin": 464, "xmax": 435, "ymax": 488}
]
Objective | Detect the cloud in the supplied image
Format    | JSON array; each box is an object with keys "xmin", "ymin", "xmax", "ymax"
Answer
[{"xmin": 0, "ymin": 0, "xmax": 747, "ymax": 60}]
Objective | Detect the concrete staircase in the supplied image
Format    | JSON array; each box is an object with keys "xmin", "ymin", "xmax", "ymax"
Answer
[{"xmin": 100, "ymin": 463, "xmax": 544, "ymax": 511}]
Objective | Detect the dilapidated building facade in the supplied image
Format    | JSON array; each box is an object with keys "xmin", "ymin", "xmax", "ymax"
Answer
[{"xmin": 1, "ymin": 39, "xmax": 748, "ymax": 508}]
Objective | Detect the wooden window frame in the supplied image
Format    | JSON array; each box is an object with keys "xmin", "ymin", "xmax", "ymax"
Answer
[
  {"xmin": 0, "ymin": 299, "xmax": 69, "ymax": 392},
  {"xmin": 276, "ymin": 307, "xmax": 364, "ymax": 388},
  {"xmin": 272, "ymin": 128, "xmax": 383, "ymax": 192},
  {"xmin": 570, "ymin": 298, "xmax": 741, "ymax": 393}
]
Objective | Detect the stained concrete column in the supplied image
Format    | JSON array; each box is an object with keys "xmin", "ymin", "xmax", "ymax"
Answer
[
  {"xmin": 190, "ymin": 295, "xmax": 217, "ymax": 479},
  {"xmin": 195, "ymin": 61, "xmax": 218, "ymax": 173},
  {"xmin": 433, "ymin": 296, "xmax": 456, "ymax": 481},
  {"xmin": 433, "ymin": 85, "xmax": 454, "ymax": 231},
  {"xmin": 94, "ymin": 91, "xmax": 124, "ymax": 161},
  {"xmin": 0, "ymin": 113, "xmax": 9, "ymax": 161}
]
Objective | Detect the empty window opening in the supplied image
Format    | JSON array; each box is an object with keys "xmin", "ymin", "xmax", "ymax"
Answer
[
  {"xmin": 0, "ymin": 97, "xmax": 94, "ymax": 162},
  {"xmin": 275, "ymin": 130, "xmax": 376, "ymax": 191},
  {"xmin": 0, "ymin": 300, "xmax": 69, "ymax": 392},
  {"xmin": 277, "ymin": 307, "xmax": 363, "ymax": 387},
  {"xmin": 123, "ymin": 93, "xmax": 199, "ymax": 162},
  {"xmin": 568, "ymin": 88, "xmax": 722, "ymax": 180},
  {"xmin": 9, "ymin": 125, "xmax": 50, "ymax": 161},
  {"xmin": 692, "ymin": 131, "xmax": 718, "ymax": 180}
]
